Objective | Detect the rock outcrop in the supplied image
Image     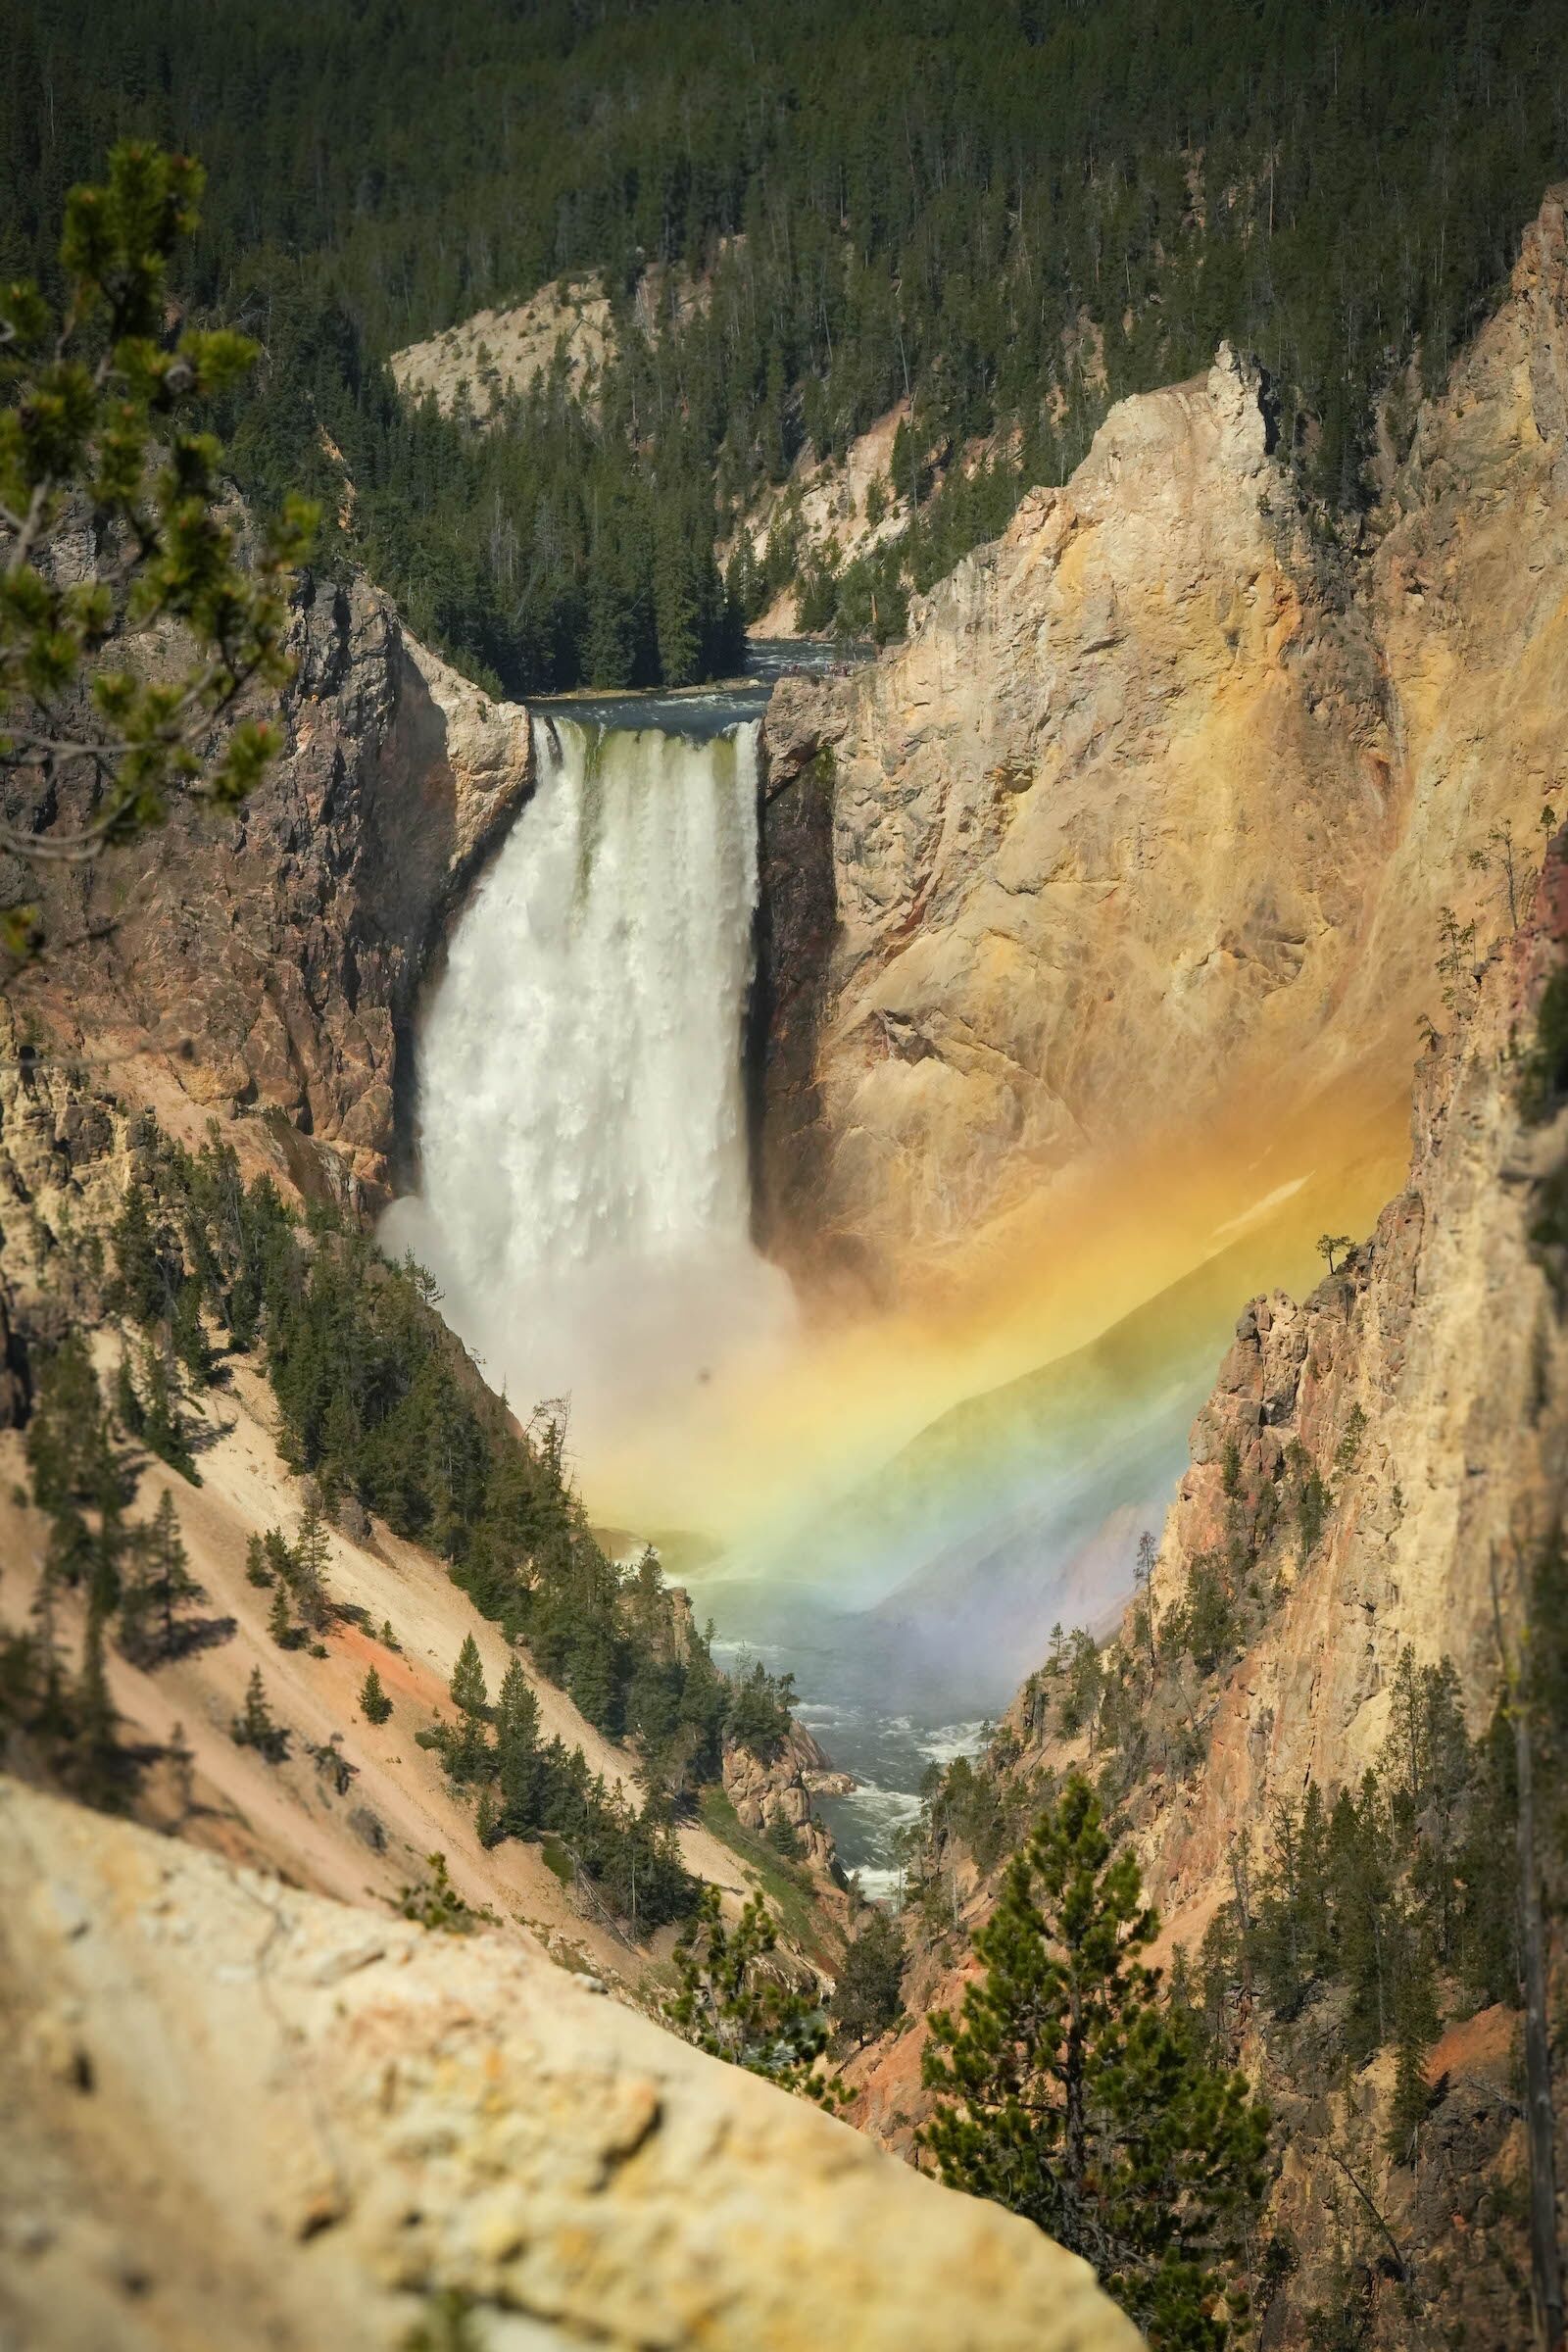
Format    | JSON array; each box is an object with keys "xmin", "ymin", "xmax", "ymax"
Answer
[
  {"xmin": 721, "ymin": 1721, "xmax": 848, "ymax": 1876},
  {"xmin": 0, "ymin": 1776, "xmax": 1140, "ymax": 2352},
  {"xmin": 1122, "ymin": 834, "xmax": 1568, "ymax": 1936},
  {"xmin": 758, "ymin": 188, "xmax": 1568, "ymax": 1303},
  {"xmin": 13, "ymin": 572, "xmax": 532, "ymax": 1203}
]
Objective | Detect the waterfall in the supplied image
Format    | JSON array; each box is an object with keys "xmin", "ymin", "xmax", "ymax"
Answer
[{"xmin": 382, "ymin": 712, "xmax": 795, "ymax": 1446}]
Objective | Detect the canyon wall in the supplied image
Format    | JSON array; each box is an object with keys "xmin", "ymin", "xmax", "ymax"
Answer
[
  {"xmin": 759, "ymin": 187, "xmax": 1568, "ymax": 1306},
  {"xmin": 843, "ymin": 829, "xmax": 1568, "ymax": 2343},
  {"xmin": 7, "ymin": 572, "xmax": 532, "ymax": 1205}
]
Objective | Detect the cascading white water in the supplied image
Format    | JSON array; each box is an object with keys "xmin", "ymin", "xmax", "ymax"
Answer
[{"xmin": 381, "ymin": 712, "xmax": 796, "ymax": 1447}]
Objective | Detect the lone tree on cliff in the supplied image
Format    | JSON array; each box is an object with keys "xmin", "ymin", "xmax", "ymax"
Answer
[
  {"xmin": 922, "ymin": 1774, "xmax": 1269, "ymax": 2350},
  {"xmin": 359, "ymin": 1664, "xmax": 392, "ymax": 1725},
  {"xmin": 830, "ymin": 1911, "xmax": 906, "ymax": 2049},
  {"xmin": 0, "ymin": 142, "xmax": 315, "ymax": 963}
]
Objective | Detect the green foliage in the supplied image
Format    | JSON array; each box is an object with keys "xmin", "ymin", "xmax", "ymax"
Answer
[
  {"xmin": 1221, "ymin": 1646, "xmax": 1520, "ymax": 2059},
  {"xmin": 16, "ymin": 1100, "xmax": 767, "ymax": 1936},
  {"xmin": 0, "ymin": 142, "xmax": 314, "ymax": 950},
  {"xmin": 267, "ymin": 1580, "xmax": 295, "ymax": 1648},
  {"xmin": 764, "ymin": 1806, "xmax": 806, "ymax": 1862},
  {"xmin": 450, "ymin": 1632, "xmax": 489, "ymax": 1719},
  {"xmin": 723, "ymin": 1658, "xmax": 796, "ymax": 1759},
  {"xmin": 423, "ymin": 1657, "xmax": 698, "ymax": 1933},
  {"xmin": 100, "ymin": 1117, "xmax": 726, "ymax": 1752},
  {"xmin": 665, "ymin": 1886, "xmax": 844, "ymax": 2103},
  {"xmin": 1287, "ymin": 1444, "xmax": 1333, "ymax": 1561},
  {"xmin": 1436, "ymin": 906, "xmax": 1480, "ymax": 1014},
  {"xmin": 290, "ymin": 1498, "xmax": 331, "ymax": 1629},
  {"xmin": 134, "ymin": 1340, "xmax": 199, "ymax": 1483},
  {"xmin": 230, "ymin": 1665, "xmax": 287, "ymax": 1761},
  {"xmin": 1176, "ymin": 1557, "xmax": 1238, "ymax": 1678},
  {"xmin": 360, "ymin": 1664, "xmax": 392, "ymax": 1725},
  {"xmin": 1384, "ymin": 2007, "xmax": 1437, "ymax": 2169},
  {"xmin": 829, "ymin": 1912, "xmax": 906, "ymax": 2049},
  {"xmin": 1517, "ymin": 964, "xmax": 1568, "ymax": 1126},
  {"xmin": 922, "ymin": 1775, "xmax": 1268, "ymax": 2349},
  {"xmin": 117, "ymin": 1489, "xmax": 205, "ymax": 1663},
  {"xmin": 8, "ymin": 6, "xmax": 1565, "ymax": 691},
  {"xmin": 25, "ymin": 1334, "xmax": 125, "ymax": 1521},
  {"xmin": 1048, "ymin": 1622, "xmax": 1107, "ymax": 1740},
  {"xmin": 926, "ymin": 1750, "xmax": 1013, "ymax": 1877},
  {"xmin": 397, "ymin": 1849, "xmax": 490, "ymax": 1935},
  {"xmin": 1334, "ymin": 1405, "xmax": 1367, "ymax": 1477}
]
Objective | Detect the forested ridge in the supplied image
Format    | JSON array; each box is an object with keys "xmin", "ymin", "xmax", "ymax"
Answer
[{"xmin": 4, "ymin": 0, "xmax": 1565, "ymax": 691}]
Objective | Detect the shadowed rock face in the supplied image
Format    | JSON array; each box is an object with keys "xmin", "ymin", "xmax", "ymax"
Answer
[
  {"xmin": 0, "ymin": 1777, "xmax": 1141, "ymax": 2352},
  {"xmin": 13, "ymin": 572, "xmax": 533, "ymax": 1204},
  {"xmin": 757, "ymin": 189, "xmax": 1568, "ymax": 1305}
]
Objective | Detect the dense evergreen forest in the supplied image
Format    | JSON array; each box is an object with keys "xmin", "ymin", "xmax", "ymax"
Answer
[{"xmin": 4, "ymin": 0, "xmax": 1566, "ymax": 689}]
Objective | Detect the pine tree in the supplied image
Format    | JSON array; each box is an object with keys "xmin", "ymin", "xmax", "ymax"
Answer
[
  {"xmin": 765, "ymin": 1805, "xmax": 806, "ymax": 1862},
  {"xmin": 26, "ymin": 1336, "xmax": 123, "ymax": 1514},
  {"xmin": 451, "ymin": 1632, "xmax": 489, "ymax": 1718},
  {"xmin": 0, "ymin": 142, "xmax": 313, "ymax": 957},
  {"xmin": 474, "ymin": 1786, "xmax": 500, "ymax": 1846},
  {"xmin": 1386, "ymin": 2012, "xmax": 1435, "ymax": 2168},
  {"xmin": 143, "ymin": 1492, "xmax": 202, "ymax": 1656},
  {"xmin": 922, "ymin": 1774, "xmax": 1269, "ymax": 2350},
  {"xmin": 830, "ymin": 1913, "xmax": 906, "ymax": 2048},
  {"xmin": 665, "ymin": 1886, "xmax": 840, "ymax": 2101},
  {"xmin": 166, "ymin": 1720, "xmax": 196, "ymax": 1818},
  {"xmin": 360, "ymin": 1664, "xmax": 392, "ymax": 1724},
  {"xmin": 445, "ymin": 1633, "xmax": 492, "ymax": 1784},
  {"xmin": 72, "ymin": 1594, "xmax": 122, "ymax": 1806},
  {"xmin": 245, "ymin": 1533, "xmax": 271, "ymax": 1587},
  {"xmin": 114, "ymin": 1352, "xmax": 145, "ymax": 1442},
  {"xmin": 231, "ymin": 1666, "xmax": 287, "ymax": 1761},
  {"xmin": 172, "ymin": 1276, "xmax": 213, "ymax": 1387},
  {"xmin": 268, "ymin": 1581, "xmax": 295, "ymax": 1647},
  {"xmin": 292, "ymin": 1497, "xmax": 331, "ymax": 1628},
  {"xmin": 140, "ymin": 1342, "xmax": 198, "ymax": 1483},
  {"xmin": 496, "ymin": 1656, "xmax": 541, "ymax": 1832},
  {"xmin": 115, "ymin": 1525, "xmax": 160, "ymax": 1665}
]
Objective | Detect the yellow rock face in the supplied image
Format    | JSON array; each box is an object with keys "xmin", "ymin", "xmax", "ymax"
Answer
[{"xmin": 761, "ymin": 190, "xmax": 1568, "ymax": 1314}]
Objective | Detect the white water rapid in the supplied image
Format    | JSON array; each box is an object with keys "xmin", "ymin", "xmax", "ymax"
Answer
[{"xmin": 382, "ymin": 712, "xmax": 796, "ymax": 1450}]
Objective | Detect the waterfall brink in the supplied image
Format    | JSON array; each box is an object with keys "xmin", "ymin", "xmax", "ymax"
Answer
[{"xmin": 382, "ymin": 712, "xmax": 796, "ymax": 1447}]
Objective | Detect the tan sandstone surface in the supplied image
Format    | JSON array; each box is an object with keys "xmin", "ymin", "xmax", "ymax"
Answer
[
  {"xmin": 0, "ymin": 1775, "xmax": 1140, "ymax": 2352},
  {"xmin": 390, "ymin": 277, "xmax": 615, "ymax": 420},
  {"xmin": 757, "ymin": 188, "xmax": 1568, "ymax": 1307}
]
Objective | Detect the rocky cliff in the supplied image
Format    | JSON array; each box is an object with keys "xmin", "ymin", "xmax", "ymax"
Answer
[
  {"xmin": 721, "ymin": 1719, "xmax": 852, "ymax": 1877},
  {"xmin": 8, "ymin": 572, "xmax": 532, "ymax": 1205},
  {"xmin": 758, "ymin": 188, "xmax": 1568, "ymax": 1307},
  {"xmin": 842, "ymin": 822, "xmax": 1568, "ymax": 2343}
]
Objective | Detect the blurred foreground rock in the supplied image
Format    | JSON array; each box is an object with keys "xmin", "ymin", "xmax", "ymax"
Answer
[{"xmin": 0, "ymin": 1777, "xmax": 1141, "ymax": 2352}]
